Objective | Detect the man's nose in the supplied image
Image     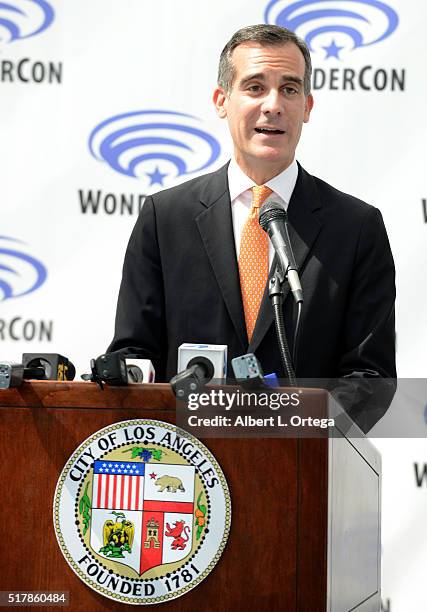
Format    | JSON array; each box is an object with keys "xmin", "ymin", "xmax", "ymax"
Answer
[{"xmin": 261, "ymin": 89, "xmax": 282, "ymax": 114}]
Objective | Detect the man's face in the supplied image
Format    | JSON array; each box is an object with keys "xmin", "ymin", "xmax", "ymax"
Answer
[{"xmin": 214, "ymin": 42, "xmax": 313, "ymax": 182}]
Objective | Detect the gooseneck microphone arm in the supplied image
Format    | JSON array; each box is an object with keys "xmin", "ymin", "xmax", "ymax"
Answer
[{"xmin": 269, "ymin": 265, "xmax": 297, "ymax": 385}]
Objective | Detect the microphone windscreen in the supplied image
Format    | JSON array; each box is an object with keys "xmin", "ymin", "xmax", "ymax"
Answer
[
  {"xmin": 259, "ymin": 201, "xmax": 287, "ymax": 230},
  {"xmin": 187, "ymin": 356, "xmax": 215, "ymax": 381}
]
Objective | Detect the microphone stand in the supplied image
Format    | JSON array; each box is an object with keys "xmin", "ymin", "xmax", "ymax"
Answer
[{"xmin": 269, "ymin": 264, "xmax": 297, "ymax": 386}]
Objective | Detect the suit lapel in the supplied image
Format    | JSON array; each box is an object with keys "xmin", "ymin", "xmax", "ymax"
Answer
[
  {"xmin": 248, "ymin": 164, "xmax": 324, "ymax": 354},
  {"xmin": 196, "ymin": 164, "xmax": 248, "ymax": 351}
]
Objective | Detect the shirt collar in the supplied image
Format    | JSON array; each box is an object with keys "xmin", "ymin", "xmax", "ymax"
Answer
[{"xmin": 228, "ymin": 157, "xmax": 299, "ymax": 205}]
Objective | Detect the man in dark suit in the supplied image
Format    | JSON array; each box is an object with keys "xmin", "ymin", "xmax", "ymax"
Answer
[{"xmin": 108, "ymin": 24, "xmax": 396, "ymax": 424}]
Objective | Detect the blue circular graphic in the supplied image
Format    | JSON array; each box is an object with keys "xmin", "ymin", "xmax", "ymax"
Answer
[
  {"xmin": 0, "ymin": 0, "xmax": 54, "ymax": 43},
  {"xmin": 0, "ymin": 236, "xmax": 47, "ymax": 301},
  {"xmin": 88, "ymin": 110, "xmax": 221, "ymax": 185},
  {"xmin": 264, "ymin": 0, "xmax": 399, "ymax": 54}
]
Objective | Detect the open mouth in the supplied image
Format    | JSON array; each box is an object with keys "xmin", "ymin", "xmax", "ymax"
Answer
[{"xmin": 255, "ymin": 127, "xmax": 285, "ymax": 135}]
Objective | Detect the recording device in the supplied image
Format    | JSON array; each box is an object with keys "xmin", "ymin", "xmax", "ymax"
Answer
[
  {"xmin": 232, "ymin": 353, "xmax": 264, "ymax": 384},
  {"xmin": 259, "ymin": 201, "xmax": 303, "ymax": 304},
  {"xmin": 82, "ymin": 352, "xmax": 155, "ymax": 389},
  {"xmin": 172, "ymin": 343, "xmax": 226, "ymax": 399},
  {"xmin": 177, "ymin": 343, "xmax": 227, "ymax": 380},
  {"xmin": 0, "ymin": 363, "xmax": 25, "ymax": 389},
  {"xmin": 82, "ymin": 352, "xmax": 128, "ymax": 388},
  {"xmin": 125, "ymin": 358, "xmax": 155, "ymax": 384},
  {"xmin": 22, "ymin": 353, "xmax": 76, "ymax": 381},
  {"xmin": 231, "ymin": 352, "xmax": 279, "ymax": 390},
  {"xmin": 232, "ymin": 354, "xmax": 280, "ymax": 391},
  {"xmin": 170, "ymin": 356, "xmax": 215, "ymax": 399},
  {"xmin": 0, "ymin": 353, "xmax": 76, "ymax": 389}
]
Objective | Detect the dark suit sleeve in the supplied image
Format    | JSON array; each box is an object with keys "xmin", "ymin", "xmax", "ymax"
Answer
[
  {"xmin": 331, "ymin": 206, "xmax": 396, "ymax": 432},
  {"xmin": 108, "ymin": 196, "xmax": 168, "ymax": 380},
  {"xmin": 338, "ymin": 206, "xmax": 396, "ymax": 378}
]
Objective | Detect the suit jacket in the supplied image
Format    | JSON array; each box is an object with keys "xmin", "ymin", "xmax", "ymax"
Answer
[{"xmin": 108, "ymin": 162, "xmax": 396, "ymax": 392}]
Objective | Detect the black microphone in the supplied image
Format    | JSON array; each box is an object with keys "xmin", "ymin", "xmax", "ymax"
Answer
[
  {"xmin": 0, "ymin": 363, "xmax": 48, "ymax": 388},
  {"xmin": 22, "ymin": 353, "xmax": 76, "ymax": 381},
  {"xmin": 259, "ymin": 201, "xmax": 303, "ymax": 304},
  {"xmin": 0, "ymin": 354, "xmax": 76, "ymax": 389},
  {"xmin": 170, "ymin": 356, "xmax": 215, "ymax": 399}
]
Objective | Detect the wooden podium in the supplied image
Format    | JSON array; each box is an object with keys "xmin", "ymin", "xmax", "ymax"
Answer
[{"xmin": 0, "ymin": 382, "xmax": 381, "ymax": 611}]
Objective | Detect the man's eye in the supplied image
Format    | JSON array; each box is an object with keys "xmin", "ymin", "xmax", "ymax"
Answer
[
  {"xmin": 283, "ymin": 86, "xmax": 299, "ymax": 95},
  {"xmin": 248, "ymin": 85, "xmax": 261, "ymax": 92}
]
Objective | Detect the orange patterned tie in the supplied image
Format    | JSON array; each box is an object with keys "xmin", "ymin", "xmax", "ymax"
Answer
[{"xmin": 238, "ymin": 185, "xmax": 272, "ymax": 342}]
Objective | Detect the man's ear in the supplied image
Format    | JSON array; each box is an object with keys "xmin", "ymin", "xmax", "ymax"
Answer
[
  {"xmin": 304, "ymin": 93, "xmax": 314, "ymax": 123},
  {"xmin": 213, "ymin": 87, "xmax": 228, "ymax": 118}
]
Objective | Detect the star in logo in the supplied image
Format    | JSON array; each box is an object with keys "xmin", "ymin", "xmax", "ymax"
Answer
[
  {"xmin": 146, "ymin": 166, "xmax": 168, "ymax": 186},
  {"xmin": 149, "ymin": 472, "xmax": 157, "ymax": 480},
  {"xmin": 322, "ymin": 40, "xmax": 345, "ymax": 60}
]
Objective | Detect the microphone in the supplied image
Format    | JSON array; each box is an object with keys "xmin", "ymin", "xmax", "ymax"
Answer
[
  {"xmin": 0, "ymin": 363, "xmax": 50, "ymax": 388},
  {"xmin": 22, "ymin": 353, "xmax": 76, "ymax": 381},
  {"xmin": 259, "ymin": 201, "xmax": 303, "ymax": 304},
  {"xmin": 231, "ymin": 353, "xmax": 267, "ymax": 389},
  {"xmin": 0, "ymin": 353, "xmax": 76, "ymax": 388},
  {"xmin": 0, "ymin": 363, "xmax": 25, "ymax": 389},
  {"xmin": 171, "ymin": 343, "xmax": 227, "ymax": 398},
  {"xmin": 125, "ymin": 358, "xmax": 155, "ymax": 383},
  {"xmin": 81, "ymin": 352, "xmax": 155, "ymax": 388},
  {"xmin": 231, "ymin": 353, "xmax": 279, "ymax": 390},
  {"xmin": 170, "ymin": 356, "xmax": 215, "ymax": 399},
  {"xmin": 177, "ymin": 343, "xmax": 227, "ymax": 380}
]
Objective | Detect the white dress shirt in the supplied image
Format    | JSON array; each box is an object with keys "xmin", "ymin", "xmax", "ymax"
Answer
[{"xmin": 227, "ymin": 158, "xmax": 299, "ymax": 268}]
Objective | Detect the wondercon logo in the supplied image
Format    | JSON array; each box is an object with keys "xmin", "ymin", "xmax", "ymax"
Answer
[
  {"xmin": 264, "ymin": 0, "xmax": 399, "ymax": 59},
  {"xmin": 0, "ymin": 0, "xmax": 54, "ymax": 43},
  {"xmin": 0, "ymin": 236, "xmax": 47, "ymax": 301},
  {"xmin": 88, "ymin": 110, "xmax": 221, "ymax": 189}
]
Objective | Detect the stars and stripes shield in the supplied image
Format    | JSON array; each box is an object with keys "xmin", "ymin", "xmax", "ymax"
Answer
[{"xmin": 90, "ymin": 460, "xmax": 195, "ymax": 575}]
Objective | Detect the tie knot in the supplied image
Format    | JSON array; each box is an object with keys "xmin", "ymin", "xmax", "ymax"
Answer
[{"xmin": 251, "ymin": 185, "xmax": 272, "ymax": 212}]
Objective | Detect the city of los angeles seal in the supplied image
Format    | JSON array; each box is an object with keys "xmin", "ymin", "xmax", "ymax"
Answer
[{"xmin": 53, "ymin": 419, "xmax": 231, "ymax": 604}]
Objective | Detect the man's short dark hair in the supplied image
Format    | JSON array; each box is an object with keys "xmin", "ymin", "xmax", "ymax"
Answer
[{"xmin": 218, "ymin": 24, "xmax": 312, "ymax": 96}]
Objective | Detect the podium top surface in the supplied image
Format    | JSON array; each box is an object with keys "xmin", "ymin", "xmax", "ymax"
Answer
[{"xmin": 0, "ymin": 380, "xmax": 328, "ymax": 410}]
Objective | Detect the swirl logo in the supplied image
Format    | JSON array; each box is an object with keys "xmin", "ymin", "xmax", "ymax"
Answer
[
  {"xmin": 264, "ymin": 0, "xmax": 399, "ymax": 59},
  {"xmin": 89, "ymin": 110, "xmax": 221, "ymax": 188},
  {"xmin": 0, "ymin": 236, "xmax": 47, "ymax": 301},
  {"xmin": 0, "ymin": 0, "xmax": 54, "ymax": 43}
]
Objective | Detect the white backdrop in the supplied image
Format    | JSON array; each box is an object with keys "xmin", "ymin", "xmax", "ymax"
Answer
[{"xmin": 1, "ymin": 1, "xmax": 425, "ymax": 609}]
